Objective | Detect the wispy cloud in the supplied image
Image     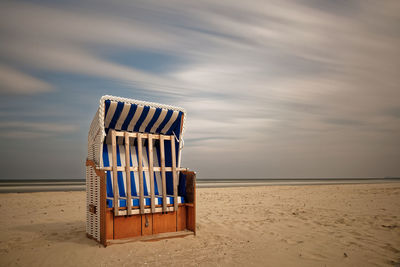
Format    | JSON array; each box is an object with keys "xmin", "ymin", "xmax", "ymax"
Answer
[
  {"xmin": 0, "ymin": 64, "xmax": 53, "ymax": 94},
  {"xmin": 0, "ymin": 0, "xmax": 399, "ymax": 178},
  {"xmin": 0, "ymin": 121, "xmax": 78, "ymax": 139}
]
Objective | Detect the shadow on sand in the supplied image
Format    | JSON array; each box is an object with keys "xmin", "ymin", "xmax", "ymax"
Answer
[{"xmin": 13, "ymin": 220, "xmax": 99, "ymax": 247}]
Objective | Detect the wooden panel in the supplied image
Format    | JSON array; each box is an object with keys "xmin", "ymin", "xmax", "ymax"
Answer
[
  {"xmin": 106, "ymin": 210, "xmax": 114, "ymax": 240},
  {"xmin": 111, "ymin": 130, "xmax": 119, "ymax": 216},
  {"xmin": 185, "ymin": 171, "xmax": 196, "ymax": 204},
  {"xmin": 141, "ymin": 214, "xmax": 153, "ymax": 236},
  {"xmin": 160, "ymin": 135, "xmax": 167, "ymax": 212},
  {"xmin": 124, "ymin": 132, "xmax": 132, "ymax": 215},
  {"xmin": 177, "ymin": 206, "xmax": 187, "ymax": 231},
  {"xmin": 113, "ymin": 215, "xmax": 141, "ymax": 239},
  {"xmin": 153, "ymin": 212, "xmax": 177, "ymax": 234},
  {"xmin": 137, "ymin": 133, "xmax": 144, "ymax": 214},
  {"xmin": 187, "ymin": 206, "xmax": 195, "ymax": 233},
  {"xmin": 185, "ymin": 171, "xmax": 196, "ymax": 234}
]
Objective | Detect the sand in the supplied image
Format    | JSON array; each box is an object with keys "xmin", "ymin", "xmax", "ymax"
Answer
[{"xmin": 0, "ymin": 183, "xmax": 399, "ymax": 266}]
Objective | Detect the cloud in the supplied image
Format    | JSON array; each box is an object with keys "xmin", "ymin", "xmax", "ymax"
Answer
[
  {"xmin": 0, "ymin": 0, "xmax": 399, "ymax": 178},
  {"xmin": 0, "ymin": 64, "xmax": 53, "ymax": 94},
  {"xmin": 0, "ymin": 121, "xmax": 78, "ymax": 139}
]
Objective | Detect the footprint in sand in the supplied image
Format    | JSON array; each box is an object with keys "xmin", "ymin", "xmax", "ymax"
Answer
[{"xmin": 383, "ymin": 243, "xmax": 400, "ymax": 254}]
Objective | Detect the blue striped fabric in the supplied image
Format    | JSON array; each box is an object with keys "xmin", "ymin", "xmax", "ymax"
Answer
[
  {"xmin": 103, "ymin": 100, "xmax": 184, "ymax": 140},
  {"xmin": 102, "ymin": 143, "xmax": 185, "ymax": 208}
]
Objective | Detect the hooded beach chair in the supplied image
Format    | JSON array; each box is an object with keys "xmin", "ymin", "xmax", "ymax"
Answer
[{"xmin": 86, "ymin": 95, "xmax": 196, "ymax": 246}]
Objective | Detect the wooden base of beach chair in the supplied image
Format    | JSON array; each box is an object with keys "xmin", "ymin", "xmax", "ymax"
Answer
[
  {"xmin": 86, "ymin": 159, "xmax": 196, "ymax": 246},
  {"xmin": 87, "ymin": 205, "xmax": 196, "ymax": 247},
  {"xmin": 101, "ymin": 205, "xmax": 195, "ymax": 246}
]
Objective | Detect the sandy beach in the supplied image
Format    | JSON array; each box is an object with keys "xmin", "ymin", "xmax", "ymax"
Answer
[{"xmin": 0, "ymin": 183, "xmax": 399, "ymax": 266}]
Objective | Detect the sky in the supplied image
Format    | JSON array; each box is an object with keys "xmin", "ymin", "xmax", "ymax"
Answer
[{"xmin": 0, "ymin": 0, "xmax": 399, "ymax": 179}]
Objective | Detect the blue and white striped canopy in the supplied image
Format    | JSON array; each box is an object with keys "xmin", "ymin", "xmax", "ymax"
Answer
[
  {"xmin": 90, "ymin": 96, "xmax": 186, "ymax": 169},
  {"xmin": 102, "ymin": 97, "xmax": 185, "ymax": 140}
]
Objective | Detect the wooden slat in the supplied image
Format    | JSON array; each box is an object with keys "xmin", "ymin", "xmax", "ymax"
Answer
[
  {"xmin": 137, "ymin": 133, "xmax": 144, "ymax": 214},
  {"xmin": 114, "ymin": 131, "xmax": 124, "ymax": 137},
  {"xmin": 136, "ymin": 134, "xmax": 173, "ymax": 140},
  {"xmin": 157, "ymin": 167, "xmax": 188, "ymax": 172},
  {"xmin": 124, "ymin": 132, "xmax": 132, "ymax": 215},
  {"xmin": 109, "ymin": 130, "xmax": 175, "ymax": 140},
  {"xmin": 160, "ymin": 135, "xmax": 167, "ymax": 213},
  {"xmin": 117, "ymin": 206, "xmax": 175, "ymax": 216},
  {"xmin": 148, "ymin": 134, "xmax": 155, "ymax": 213},
  {"xmin": 111, "ymin": 130, "xmax": 119, "ymax": 216},
  {"xmin": 102, "ymin": 166, "xmax": 188, "ymax": 172},
  {"xmin": 109, "ymin": 196, "xmax": 139, "ymax": 200},
  {"xmin": 126, "ymin": 132, "xmax": 138, "ymax": 138},
  {"xmin": 111, "ymin": 130, "xmax": 176, "ymax": 140},
  {"xmin": 171, "ymin": 138, "xmax": 178, "ymax": 211}
]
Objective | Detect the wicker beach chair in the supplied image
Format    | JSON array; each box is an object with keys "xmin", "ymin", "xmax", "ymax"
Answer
[{"xmin": 86, "ymin": 95, "xmax": 196, "ymax": 246}]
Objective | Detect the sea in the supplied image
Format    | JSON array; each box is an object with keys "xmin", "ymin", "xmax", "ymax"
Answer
[{"xmin": 0, "ymin": 178, "xmax": 399, "ymax": 193}]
